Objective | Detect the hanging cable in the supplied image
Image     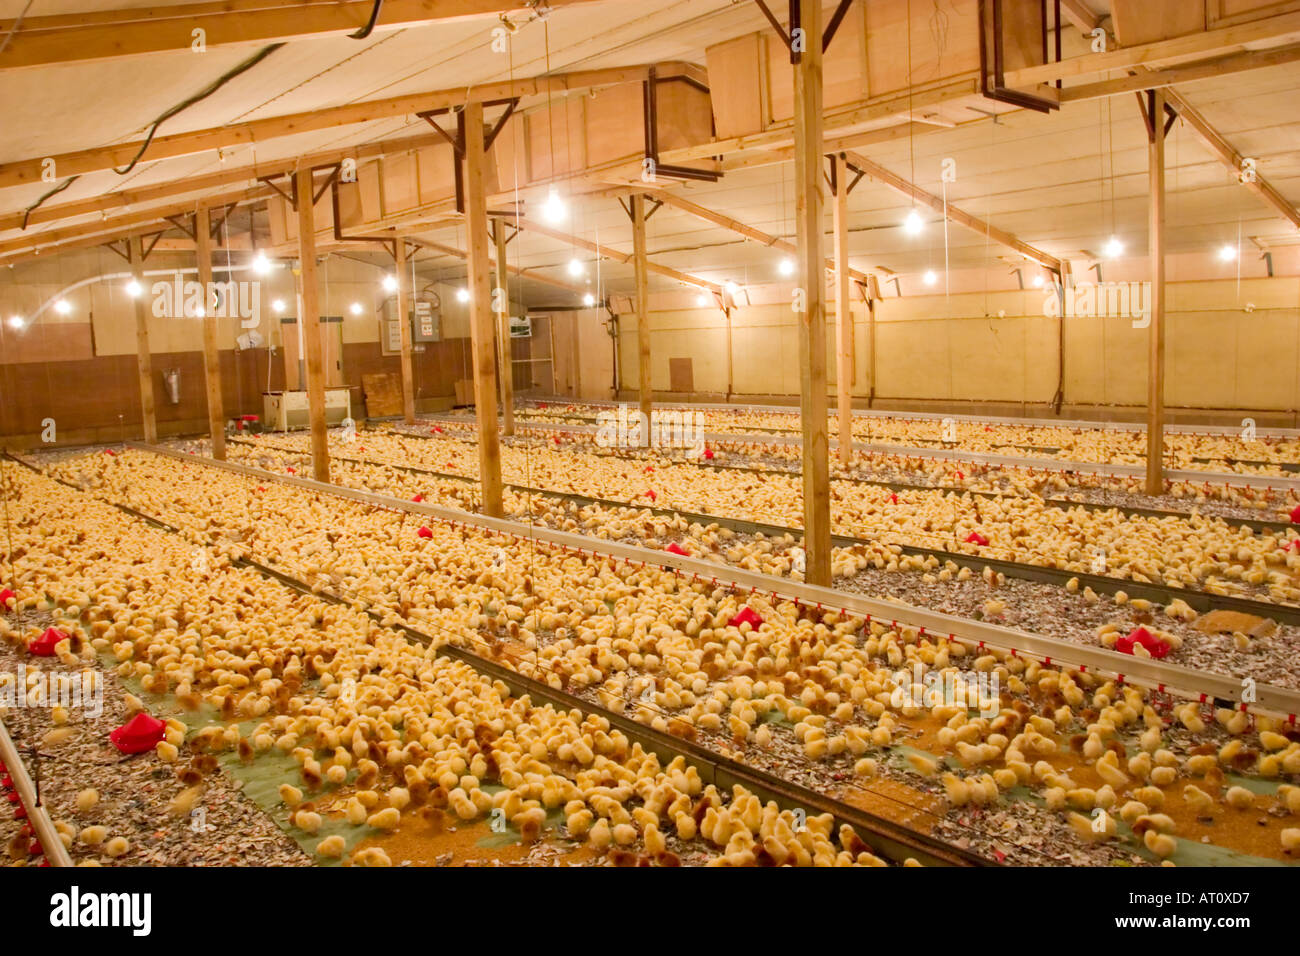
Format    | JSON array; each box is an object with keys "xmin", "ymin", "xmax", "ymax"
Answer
[
  {"xmin": 113, "ymin": 43, "xmax": 286, "ymax": 176},
  {"xmin": 348, "ymin": 0, "xmax": 384, "ymax": 39},
  {"xmin": 20, "ymin": 177, "xmax": 79, "ymax": 230}
]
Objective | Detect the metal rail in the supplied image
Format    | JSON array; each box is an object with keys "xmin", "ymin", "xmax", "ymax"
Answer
[
  {"xmin": 227, "ymin": 435, "xmax": 1300, "ymax": 627},
  {"xmin": 515, "ymin": 396, "xmax": 1300, "ymax": 439},
  {"xmin": 461, "ymin": 415, "xmax": 1300, "ymax": 492},
  {"xmin": 0, "ymin": 717, "xmax": 74, "ymax": 867},
  {"xmin": 125, "ymin": 442, "xmax": 1300, "ymax": 723},
  {"xmin": 374, "ymin": 425, "xmax": 1296, "ymax": 535},
  {"xmin": 14, "ymin": 451, "xmax": 985, "ymax": 867}
]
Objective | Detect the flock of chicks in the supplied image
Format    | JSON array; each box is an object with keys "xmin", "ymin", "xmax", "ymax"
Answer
[
  {"xmin": 27, "ymin": 447, "xmax": 1300, "ymax": 864},
  {"xmin": 217, "ymin": 429, "xmax": 1300, "ymax": 607},
  {"xmin": 425, "ymin": 416, "xmax": 1296, "ymax": 522},
  {"xmin": 512, "ymin": 402, "xmax": 1300, "ymax": 474},
  {"xmin": 0, "ymin": 463, "xmax": 901, "ymax": 867}
]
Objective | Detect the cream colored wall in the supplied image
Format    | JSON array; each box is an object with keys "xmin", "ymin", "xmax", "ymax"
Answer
[
  {"xmin": 617, "ymin": 278, "xmax": 1300, "ymax": 411},
  {"xmin": 0, "ymin": 250, "xmax": 505, "ymax": 358}
]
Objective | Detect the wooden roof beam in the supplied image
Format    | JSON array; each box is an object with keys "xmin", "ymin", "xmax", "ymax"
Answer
[
  {"xmin": 0, "ymin": 185, "xmax": 272, "ymax": 263},
  {"xmin": 0, "ymin": 62, "xmax": 699, "ymax": 191},
  {"xmin": 1160, "ymin": 87, "xmax": 1300, "ymax": 231},
  {"xmin": 1006, "ymin": 9, "xmax": 1300, "ymax": 88},
  {"xmin": 513, "ymin": 218, "xmax": 723, "ymax": 294},
  {"xmin": 0, "ymin": 0, "xmax": 604, "ymax": 70},
  {"xmin": 842, "ymin": 150, "xmax": 1061, "ymax": 273},
  {"xmin": 1059, "ymin": 0, "xmax": 1102, "ymax": 33},
  {"xmin": 652, "ymin": 190, "xmax": 873, "ymax": 284},
  {"xmin": 1060, "ymin": 42, "xmax": 1300, "ymax": 101},
  {"xmin": 405, "ymin": 236, "xmax": 589, "ymax": 294},
  {"xmin": 0, "ymin": 130, "xmax": 449, "ymax": 234}
]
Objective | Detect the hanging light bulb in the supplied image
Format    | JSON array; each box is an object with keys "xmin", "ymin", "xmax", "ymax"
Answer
[
  {"xmin": 381, "ymin": 274, "xmax": 399, "ymax": 293},
  {"xmin": 272, "ymin": 299, "xmax": 287, "ymax": 314},
  {"xmin": 567, "ymin": 258, "xmax": 584, "ymax": 277},
  {"xmin": 1031, "ymin": 274, "xmax": 1045, "ymax": 288},
  {"xmin": 349, "ymin": 302, "xmax": 363, "ymax": 316},
  {"xmin": 778, "ymin": 257, "xmax": 795, "ymax": 277},
  {"xmin": 695, "ymin": 294, "xmax": 709, "ymax": 308},
  {"xmin": 541, "ymin": 188, "xmax": 567, "ymax": 224},
  {"xmin": 1104, "ymin": 236, "xmax": 1124, "ymax": 259},
  {"xmin": 53, "ymin": 299, "xmax": 72, "ymax": 315},
  {"xmin": 1218, "ymin": 244, "xmax": 1237, "ymax": 263},
  {"xmin": 252, "ymin": 252, "xmax": 272, "ymax": 276},
  {"xmin": 7, "ymin": 315, "xmax": 24, "ymax": 329},
  {"xmin": 125, "ymin": 279, "xmax": 143, "ymax": 298},
  {"xmin": 903, "ymin": 209, "xmax": 924, "ymax": 236},
  {"xmin": 923, "ymin": 270, "xmax": 938, "ymax": 287},
  {"xmin": 456, "ymin": 287, "xmax": 470, "ymax": 303},
  {"xmin": 582, "ymin": 293, "xmax": 595, "ymax": 307},
  {"xmin": 724, "ymin": 280, "xmax": 740, "ymax": 296}
]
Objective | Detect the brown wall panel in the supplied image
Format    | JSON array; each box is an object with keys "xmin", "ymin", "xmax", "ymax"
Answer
[{"xmin": 0, "ymin": 337, "xmax": 477, "ymax": 442}]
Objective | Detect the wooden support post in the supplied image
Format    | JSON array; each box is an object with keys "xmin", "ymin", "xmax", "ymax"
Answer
[
  {"xmin": 493, "ymin": 220, "xmax": 515, "ymax": 436},
  {"xmin": 632, "ymin": 193, "xmax": 652, "ymax": 421},
  {"xmin": 294, "ymin": 165, "xmax": 330, "ymax": 483},
  {"xmin": 195, "ymin": 203, "xmax": 226, "ymax": 459},
  {"xmin": 794, "ymin": 0, "xmax": 831, "ymax": 587},
  {"xmin": 130, "ymin": 234, "xmax": 157, "ymax": 443},
  {"xmin": 1144, "ymin": 89, "xmax": 1167, "ymax": 497},
  {"xmin": 832, "ymin": 152, "xmax": 853, "ymax": 466},
  {"xmin": 394, "ymin": 237, "xmax": 417, "ymax": 423},
  {"xmin": 464, "ymin": 101, "xmax": 504, "ymax": 517}
]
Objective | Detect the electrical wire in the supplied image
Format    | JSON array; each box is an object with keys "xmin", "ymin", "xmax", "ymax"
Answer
[
  {"xmin": 113, "ymin": 43, "xmax": 287, "ymax": 176},
  {"xmin": 349, "ymin": 0, "xmax": 384, "ymax": 39}
]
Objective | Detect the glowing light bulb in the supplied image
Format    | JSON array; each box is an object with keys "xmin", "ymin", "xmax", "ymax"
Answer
[
  {"xmin": 695, "ymin": 294, "xmax": 709, "ymax": 307},
  {"xmin": 541, "ymin": 188, "xmax": 567, "ymax": 224},
  {"xmin": 272, "ymin": 299, "xmax": 286, "ymax": 313},
  {"xmin": 53, "ymin": 299, "xmax": 72, "ymax": 315},
  {"xmin": 582, "ymin": 293, "xmax": 595, "ymax": 306},
  {"xmin": 252, "ymin": 252, "xmax": 271, "ymax": 276},
  {"xmin": 1218, "ymin": 244, "xmax": 1237, "ymax": 263},
  {"xmin": 567, "ymin": 258, "xmax": 584, "ymax": 277},
  {"xmin": 456, "ymin": 288, "xmax": 470, "ymax": 303},
  {"xmin": 1031, "ymin": 274, "xmax": 1045, "ymax": 288},
  {"xmin": 382, "ymin": 274, "xmax": 398, "ymax": 293},
  {"xmin": 1104, "ymin": 236, "xmax": 1124, "ymax": 259},
  {"xmin": 7, "ymin": 315, "xmax": 24, "ymax": 329},
  {"xmin": 923, "ymin": 270, "xmax": 938, "ymax": 287},
  {"xmin": 903, "ymin": 209, "xmax": 924, "ymax": 236},
  {"xmin": 778, "ymin": 257, "xmax": 795, "ymax": 277},
  {"xmin": 724, "ymin": 280, "xmax": 740, "ymax": 296},
  {"xmin": 349, "ymin": 302, "xmax": 363, "ymax": 316},
  {"xmin": 125, "ymin": 279, "xmax": 142, "ymax": 298}
]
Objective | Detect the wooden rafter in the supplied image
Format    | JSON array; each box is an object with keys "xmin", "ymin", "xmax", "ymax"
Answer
[
  {"xmin": 1005, "ymin": 10, "xmax": 1300, "ymax": 88},
  {"xmin": 514, "ymin": 218, "xmax": 723, "ymax": 294},
  {"xmin": 0, "ymin": 185, "xmax": 272, "ymax": 262},
  {"xmin": 0, "ymin": 62, "xmax": 699, "ymax": 191},
  {"xmin": 653, "ymin": 190, "xmax": 874, "ymax": 284},
  {"xmin": 1160, "ymin": 86, "xmax": 1300, "ymax": 231},
  {"xmin": 1060, "ymin": 42, "xmax": 1300, "ymax": 102},
  {"xmin": 0, "ymin": 0, "xmax": 605, "ymax": 70},
  {"xmin": 0, "ymin": 130, "xmax": 447, "ymax": 236},
  {"xmin": 842, "ymin": 150, "xmax": 1061, "ymax": 273}
]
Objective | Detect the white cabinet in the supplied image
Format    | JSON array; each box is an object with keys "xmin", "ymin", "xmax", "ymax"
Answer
[{"xmin": 262, "ymin": 389, "xmax": 352, "ymax": 431}]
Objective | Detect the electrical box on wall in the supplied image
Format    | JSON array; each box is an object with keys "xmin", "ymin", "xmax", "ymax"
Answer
[
  {"xmin": 379, "ymin": 290, "xmax": 440, "ymax": 355},
  {"xmin": 511, "ymin": 315, "xmax": 533, "ymax": 338}
]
